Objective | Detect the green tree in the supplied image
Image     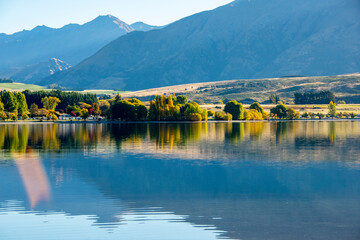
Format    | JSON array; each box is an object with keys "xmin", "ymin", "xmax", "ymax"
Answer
[
  {"xmin": 175, "ymin": 95, "xmax": 188, "ymax": 105},
  {"xmin": 136, "ymin": 105, "xmax": 148, "ymax": 120},
  {"xmin": 16, "ymin": 92, "xmax": 28, "ymax": 115},
  {"xmin": 328, "ymin": 101, "xmax": 337, "ymax": 117},
  {"xmin": 2, "ymin": 91, "xmax": 18, "ymax": 112},
  {"xmin": 270, "ymin": 104, "xmax": 288, "ymax": 119},
  {"xmin": 111, "ymin": 100, "xmax": 136, "ymax": 121},
  {"xmin": 0, "ymin": 99, "xmax": 4, "ymax": 112},
  {"xmin": 224, "ymin": 101, "xmax": 244, "ymax": 120},
  {"xmin": 250, "ymin": 102, "xmax": 264, "ymax": 114},
  {"xmin": 269, "ymin": 94, "xmax": 280, "ymax": 104},
  {"xmin": 207, "ymin": 110, "xmax": 215, "ymax": 117},
  {"xmin": 42, "ymin": 96, "xmax": 61, "ymax": 110}
]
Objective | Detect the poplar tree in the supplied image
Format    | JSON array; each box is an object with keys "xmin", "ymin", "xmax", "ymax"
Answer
[
  {"xmin": 2, "ymin": 91, "xmax": 18, "ymax": 112},
  {"xmin": 16, "ymin": 92, "xmax": 28, "ymax": 115}
]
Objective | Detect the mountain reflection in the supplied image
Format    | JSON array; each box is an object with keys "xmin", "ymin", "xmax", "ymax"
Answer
[{"xmin": 0, "ymin": 122, "xmax": 359, "ymax": 240}]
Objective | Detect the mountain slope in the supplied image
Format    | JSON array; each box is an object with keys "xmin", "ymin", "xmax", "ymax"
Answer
[
  {"xmin": 131, "ymin": 22, "xmax": 162, "ymax": 32},
  {"xmin": 43, "ymin": 0, "xmax": 360, "ymax": 90},
  {"xmin": 121, "ymin": 73, "xmax": 360, "ymax": 104},
  {"xmin": 4, "ymin": 58, "xmax": 71, "ymax": 84},
  {"xmin": 0, "ymin": 15, "xmax": 134, "ymax": 71}
]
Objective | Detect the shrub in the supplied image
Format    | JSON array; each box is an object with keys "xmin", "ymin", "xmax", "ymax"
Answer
[
  {"xmin": 224, "ymin": 113, "xmax": 233, "ymax": 121},
  {"xmin": 188, "ymin": 113, "xmax": 202, "ymax": 121},
  {"xmin": 249, "ymin": 102, "xmax": 264, "ymax": 114},
  {"xmin": 215, "ymin": 112, "xmax": 232, "ymax": 121},
  {"xmin": 215, "ymin": 112, "xmax": 224, "ymax": 120},
  {"xmin": 0, "ymin": 111, "xmax": 7, "ymax": 120},
  {"xmin": 302, "ymin": 112, "xmax": 310, "ymax": 119},
  {"xmin": 207, "ymin": 110, "xmax": 215, "ymax": 117},
  {"xmin": 337, "ymin": 112, "xmax": 343, "ymax": 119},
  {"xmin": 286, "ymin": 108, "xmax": 300, "ymax": 120},
  {"xmin": 8, "ymin": 112, "xmax": 17, "ymax": 121},
  {"xmin": 21, "ymin": 113, "xmax": 29, "ymax": 120},
  {"xmin": 351, "ymin": 112, "xmax": 356, "ymax": 119},
  {"xmin": 262, "ymin": 112, "xmax": 269, "ymax": 120},
  {"xmin": 244, "ymin": 109, "xmax": 263, "ymax": 120},
  {"xmin": 52, "ymin": 114, "xmax": 58, "ymax": 121},
  {"xmin": 317, "ymin": 113, "xmax": 325, "ymax": 119}
]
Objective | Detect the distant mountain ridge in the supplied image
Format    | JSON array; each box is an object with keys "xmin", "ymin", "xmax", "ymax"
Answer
[
  {"xmin": 4, "ymin": 58, "xmax": 71, "ymax": 84},
  {"xmin": 0, "ymin": 15, "xmax": 161, "ymax": 82},
  {"xmin": 131, "ymin": 22, "xmax": 163, "ymax": 32},
  {"xmin": 42, "ymin": 0, "xmax": 360, "ymax": 90}
]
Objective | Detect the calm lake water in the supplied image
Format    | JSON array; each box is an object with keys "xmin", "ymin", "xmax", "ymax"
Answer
[{"xmin": 0, "ymin": 121, "xmax": 359, "ymax": 240}]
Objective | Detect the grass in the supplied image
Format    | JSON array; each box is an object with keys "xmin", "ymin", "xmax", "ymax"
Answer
[
  {"xmin": 0, "ymin": 82, "xmax": 46, "ymax": 91},
  {"xmin": 122, "ymin": 73, "xmax": 360, "ymax": 104},
  {"xmin": 81, "ymin": 90, "xmax": 128, "ymax": 95},
  {"xmin": 201, "ymin": 104, "xmax": 360, "ymax": 115},
  {"xmin": 0, "ymin": 83, "xmax": 127, "ymax": 95}
]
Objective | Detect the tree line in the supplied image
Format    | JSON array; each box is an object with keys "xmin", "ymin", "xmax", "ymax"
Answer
[
  {"xmin": 0, "ymin": 89, "xmax": 355, "ymax": 122},
  {"xmin": 0, "ymin": 90, "xmax": 100, "ymax": 121},
  {"xmin": 294, "ymin": 91, "xmax": 335, "ymax": 104}
]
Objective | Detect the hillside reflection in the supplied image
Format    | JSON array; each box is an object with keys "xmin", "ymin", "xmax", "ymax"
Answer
[
  {"xmin": 0, "ymin": 121, "xmax": 360, "ymax": 162},
  {"xmin": 0, "ymin": 122, "xmax": 359, "ymax": 240}
]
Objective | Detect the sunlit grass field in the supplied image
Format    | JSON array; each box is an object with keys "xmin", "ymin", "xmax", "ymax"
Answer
[{"xmin": 0, "ymin": 82, "xmax": 46, "ymax": 91}]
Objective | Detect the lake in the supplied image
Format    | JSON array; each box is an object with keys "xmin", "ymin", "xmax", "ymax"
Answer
[{"xmin": 0, "ymin": 121, "xmax": 359, "ymax": 240}]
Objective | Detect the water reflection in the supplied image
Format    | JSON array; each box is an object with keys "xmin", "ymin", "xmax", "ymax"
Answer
[
  {"xmin": 0, "ymin": 122, "xmax": 359, "ymax": 240},
  {"xmin": 13, "ymin": 151, "xmax": 50, "ymax": 208},
  {"xmin": 0, "ymin": 121, "xmax": 359, "ymax": 162}
]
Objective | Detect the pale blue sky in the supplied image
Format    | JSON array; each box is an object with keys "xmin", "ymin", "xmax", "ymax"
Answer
[{"xmin": 0, "ymin": 0, "xmax": 233, "ymax": 34}]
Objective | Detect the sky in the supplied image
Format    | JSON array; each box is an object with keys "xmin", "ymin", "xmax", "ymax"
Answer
[{"xmin": 0, "ymin": 0, "xmax": 233, "ymax": 34}]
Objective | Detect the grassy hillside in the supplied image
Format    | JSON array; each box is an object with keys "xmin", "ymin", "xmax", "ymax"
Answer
[
  {"xmin": 122, "ymin": 73, "xmax": 360, "ymax": 104},
  {"xmin": 0, "ymin": 82, "xmax": 46, "ymax": 91}
]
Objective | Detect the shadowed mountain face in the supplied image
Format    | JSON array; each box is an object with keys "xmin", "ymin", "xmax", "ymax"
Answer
[
  {"xmin": 42, "ymin": 0, "xmax": 360, "ymax": 90},
  {"xmin": 0, "ymin": 16, "xmax": 161, "ymax": 83},
  {"xmin": 0, "ymin": 15, "xmax": 134, "ymax": 71},
  {"xmin": 3, "ymin": 58, "xmax": 71, "ymax": 84},
  {"xmin": 0, "ymin": 15, "xmax": 133, "ymax": 71}
]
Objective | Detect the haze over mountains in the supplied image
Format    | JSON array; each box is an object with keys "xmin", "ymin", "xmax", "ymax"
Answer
[
  {"xmin": 40, "ymin": 0, "xmax": 360, "ymax": 90},
  {"xmin": 0, "ymin": 15, "xmax": 161, "ymax": 82},
  {"xmin": 5, "ymin": 58, "xmax": 71, "ymax": 84}
]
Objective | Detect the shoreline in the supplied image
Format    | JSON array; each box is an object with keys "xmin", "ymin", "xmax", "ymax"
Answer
[{"xmin": 0, "ymin": 118, "xmax": 359, "ymax": 125}]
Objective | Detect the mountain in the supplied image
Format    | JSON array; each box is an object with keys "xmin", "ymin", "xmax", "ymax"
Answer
[
  {"xmin": 0, "ymin": 15, "xmax": 134, "ymax": 72},
  {"xmin": 42, "ymin": 0, "xmax": 360, "ymax": 91},
  {"xmin": 131, "ymin": 22, "xmax": 162, "ymax": 32},
  {"xmin": 3, "ymin": 58, "xmax": 71, "ymax": 84}
]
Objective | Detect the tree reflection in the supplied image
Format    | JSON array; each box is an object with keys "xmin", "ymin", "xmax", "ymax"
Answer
[{"xmin": 0, "ymin": 122, "xmax": 357, "ymax": 162}]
